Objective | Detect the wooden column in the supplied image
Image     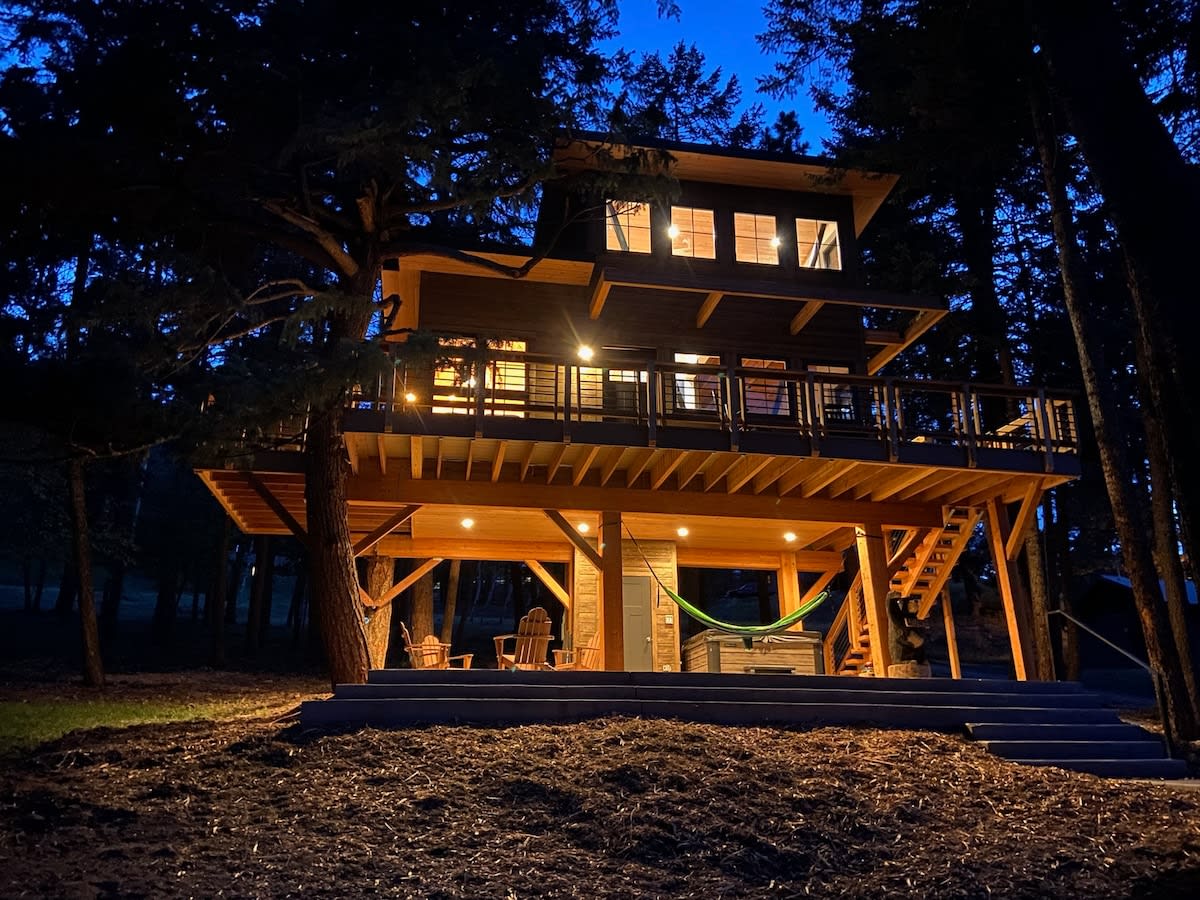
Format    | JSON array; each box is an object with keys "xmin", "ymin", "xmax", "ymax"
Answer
[
  {"xmin": 986, "ymin": 498, "xmax": 1035, "ymax": 681},
  {"xmin": 600, "ymin": 511, "xmax": 624, "ymax": 671},
  {"xmin": 940, "ymin": 587, "xmax": 962, "ymax": 679},
  {"xmin": 855, "ymin": 523, "xmax": 893, "ymax": 675},
  {"xmin": 777, "ymin": 551, "xmax": 802, "ymax": 631}
]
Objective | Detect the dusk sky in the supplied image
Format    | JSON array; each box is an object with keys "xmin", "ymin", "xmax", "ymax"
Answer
[{"xmin": 606, "ymin": 0, "xmax": 833, "ymax": 146}]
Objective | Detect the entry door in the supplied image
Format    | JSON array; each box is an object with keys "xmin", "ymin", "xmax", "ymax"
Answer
[{"xmin": 623, "ymin": 575, "xmax": 654, "ymax": 671}]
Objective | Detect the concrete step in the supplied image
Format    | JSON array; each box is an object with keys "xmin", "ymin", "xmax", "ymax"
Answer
[
  {"xmin": 334, "ymin": 682, "xmax": 1105, "ymax": 710},
  {"xmin": 981, "ymin": 740, "xmax": 1168, "ymax": 760},
  {"xmin": 966, "ymin": 722, "xmax": 1151, "ymax": 742},
  {"xmin": 1008, "ymin": 758, "xmax": 1189, "ymax": 779}
]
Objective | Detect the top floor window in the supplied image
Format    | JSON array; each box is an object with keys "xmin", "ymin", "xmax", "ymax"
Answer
[
  {"xmin": 796, "ymin": 219, "xmax": 841, "ymax": 270},
  {"xmin": 669, "ymin": 207, "xmax": 716, "ymax": 259},
  {"xmin": 605, "ymin": 200, "xmax": 651, "ymax": 253},
  {"xmin": 734, "ymin": 212, "xmax": 779, "ymax": 265}
]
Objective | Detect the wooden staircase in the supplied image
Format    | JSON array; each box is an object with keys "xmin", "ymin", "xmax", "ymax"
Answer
[{"xmin": 824, "ymin": 507, "xmax": 981, "ymax": 676}]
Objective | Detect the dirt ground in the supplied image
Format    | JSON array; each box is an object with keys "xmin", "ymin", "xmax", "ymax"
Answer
[{"xmin": 2, "ymin": 677, "xmax": 1199, "ymax": 900}]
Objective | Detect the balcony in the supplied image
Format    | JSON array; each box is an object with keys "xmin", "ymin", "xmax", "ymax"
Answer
[{"xmin": 342, "ymin": 348, "xmax": 1079, "ymax": 477}]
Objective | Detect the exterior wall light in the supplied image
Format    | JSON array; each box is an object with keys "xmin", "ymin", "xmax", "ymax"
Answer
[
  {"xmin": 577, "ymin": 345, "xmax": 595, "ymax": 361},
  {"xmin": 769, "ymin": 236, "xmax": 782, "ymax": 248},
  {"xmin": 404, "ymin": 392, "xmax": 418, "ymax": 403},
  {"xmin": 667, "ymin": 224, "xmax": 681, "ymax": 239}
]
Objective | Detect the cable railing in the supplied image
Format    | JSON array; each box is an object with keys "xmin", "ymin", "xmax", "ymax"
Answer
[{"xmin": 341, "ymin": 347, "xmax": 1079, "ymax": 470}]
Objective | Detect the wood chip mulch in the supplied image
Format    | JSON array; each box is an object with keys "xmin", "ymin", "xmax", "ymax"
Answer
[{"xmin": 1, "ymin": 713, "xmax": 1198, "ymax": 898}]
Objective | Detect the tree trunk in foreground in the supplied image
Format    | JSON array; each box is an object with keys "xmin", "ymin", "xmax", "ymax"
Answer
[
  {"xmin": 306, "ymin": 404, "xmax": 371, "ymax": 686},
  {"xmin": 1030, "ymin": 69, "xmax": 1196, "ymax": 742},
  {"xmin": 364, "ymin": 555, "xmax": 395, "ymax": 669},
  {"xmin": 411, "ymin": 570, "xmax": 435, "ymax": 640},
  {"xmin": 440, "ymin": 559, "xmax": 462, "ymax": 644},
  {"xmin": 209, "ymin": 516, "xmax": 230, "ymax": 667},
  {"xmin": 1022, "ymin": 527, "xmax": 1056, "ymax": 681},
  {"xmin": 67, "ymin": 458, "xmax": 104, "ymax": 688}
]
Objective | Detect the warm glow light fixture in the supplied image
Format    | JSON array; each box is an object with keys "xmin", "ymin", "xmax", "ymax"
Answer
[
  {"xmin": 577, "ymin": 522, "xmax": 590, "ymax": 534},
  {"xmin": 404, "ymin": 392, "xmax": 418, "ymax": 403},
  {"xmin": 783, "ymin": 531, "xmax": 797, "ymax": 542},
  {"xmin": 676, "ymin": 526, "xmax": 689, "ymax": 537},
  {"xmin": 769, "ymin": 235, "xmax": 782, "ymax": 248},
  {"xmin": 461, "ymin": 518, "xmax": 475, "ymax": 529},
  {"xmin": 667, "ymin": 224, "xmax": 681, "ymax": 239},
  {"xmin": 577, "ymin": 345, "xmax": 595, "ymax": 361}
]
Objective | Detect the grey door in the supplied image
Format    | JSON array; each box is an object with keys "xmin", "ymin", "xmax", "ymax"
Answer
[{"xmin": 623, "ymin": 576, "xmax": 654, "ymax": 671}]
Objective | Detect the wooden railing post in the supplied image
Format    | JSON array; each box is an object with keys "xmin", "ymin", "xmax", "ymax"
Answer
[
  {"xmin": 805, "ymin": 372, "xmax": 820, "ymax": 456},
  {"xmin": 562, "ymin": 363, "xmax": 573, "ymax": 444},
  {"xmin": 1036, "ymin": 388, "xmax": 1055, "ymax": 473},
  {"xmin": 726, "ymin": 366, "xmax": 741, "ymax": 452},
  {"xmin": 884, "ymin": 379, "xmax": 900, "ymax": 462}
]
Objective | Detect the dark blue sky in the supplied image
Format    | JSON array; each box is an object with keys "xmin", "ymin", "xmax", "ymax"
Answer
[{"xmin": 604, "ymin": 1, "xmax": 833, "ymax": 146}]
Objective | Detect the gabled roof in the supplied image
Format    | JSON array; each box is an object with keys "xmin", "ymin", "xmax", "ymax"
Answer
[{"xmin": 554, "ymin": 134, "xmax": 899, "ymax": 237}]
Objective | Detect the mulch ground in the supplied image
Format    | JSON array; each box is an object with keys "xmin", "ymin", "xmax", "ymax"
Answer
[{"xmin": 2, "ymin": 701, "xmax": 1200, "ymax": 899}]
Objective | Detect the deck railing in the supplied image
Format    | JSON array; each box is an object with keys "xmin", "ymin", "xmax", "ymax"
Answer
[{"xmin": 345, "ymin": 348, "xmax": 1078, "ymax": 470}]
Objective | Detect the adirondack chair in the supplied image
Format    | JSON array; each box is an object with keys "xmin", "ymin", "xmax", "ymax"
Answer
[
  {"xmin": 399, "ymin": 623, "xmax": 473, "ymax": 670},
  {"xmin": 552, "ymin": 637, "xmax": 602, "ymax": 671},
  {"xmin": 493, "ymin": 607, "xmax": 553, "ymax": 670}
]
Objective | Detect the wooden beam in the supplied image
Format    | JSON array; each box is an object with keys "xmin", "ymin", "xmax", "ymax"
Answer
[
  {"xmin": 1005, "ymin": 481, "xmax": 1043, "ymax": 561},
  {"xmin": 799, "ymin": 460, "xmax": 858, "ymax": 498},
  {"xmin": 855, "ymin": 523, "xmax": 893, "ymax": 675},
  {"xmin": 376, "ymin": 537, "xmax": 572, "ymax": 563},
  {"xmin": 435, "ymin": 437, "xmax": 444, "ymax": 479},
  {"xmin": 702, "ymin": 453, "xmax": 742, "ymax": 492},
  {"xmin": 788, "ymin": 300, "xmax": 825, "ymax": 335},
  {"xmin": 649, "ymin": 449, "xmax": 686, "ymax": 490},
  {"xmin": 371, "ymin": 557, "xmax": 442, "ymax": 610},
  {"xmin": 870, "ymin": 466, "xmax": 934, "ymax": 501},
  {"xmin": 543, "ymin": 509, "xmax": 602, "ymax": 570},
  {"xmin": 676, "ymin": 547, "xmax": 842, "ymax": 571},
  {"xmin": 345, "ymin": 435, "xmax": 360, "ymax": 475},
  {"xmin": 600, "ymin": 511, "xmax": 624, "ymax": 670},
  {"xmin": 351, "ymin": 472, "xmax": 947, "ymax": 528},
  {"xmin": 376, "ymin": 435, "xmax": 387, "ymax": 475},
  {"xmin": 519, "ymin": 442, "xmax": 537, "ymax": 482},
  {"xmin": 802, "ymin": 568, "xmax": 842, "ymax": 608},
  {"xmin": 867, "ymin": 308, "xmax": 948, "ymax": 374},
  {"xmin": 465, "ymin": 441, "xmax": 476, "ymax": 481},
  {"xmin": 892, "ymin": 469, "xmax": 956, "ymax": 502},
  {"xmin": 572, "ymin": 445, "xmax": 601, "ymax": 487},
  {"xmin": 598, "ymin": 446, "xmax": 624, "ymax": 486},
  {"xmin": 588, "ymin": 266, "xmax": 612, "ymax": 319},
  {"xmin": 410, "ymin": 436, "xmax": 424, "ymax": 480},
  {"xmin": 546, "ymin": 443, "xmax": 570, "ymax": 484},
  {"xmin": 525, "ymin": 559, "xmax": 571, "ymax": 611},
  {"xmin": 777, "ymin": 551, "xmax": 802, "ymax": 630},
  {"xmin": 775, "ymin": 459, "xmax": 814, "ymax": 497},
  {"xmin": 674, "ymin": 451, "xmax": 708, "ymax": 490},
  {"xmin": 352, "ymin": 505, "xmax": 422, "ymax": 557},
  {"xmin": 753, "ymin": 458, "xmax": 804, "ymax": 495},
  {"xmin": 491, "ymin": 441, "xmax": 508, "ymax": 483},
  {"xmin": 986, "ymin": 498, "xmax": 1034, "ymax": 680},
  {"xmin": 726, "ymin": 455, "xmax": 775, "ymax": 494},
  {"xmin": 695, "ymin": 291, "xmax": 724, "ymax": 328},
  {"xmin": 941, "ymin": 587, "xmax": 961, "ymax": 679},
  {"xmin": 242, "ymin": 473, "xmax": 307, "ymax": 546},
  {"xmin": 886, "ymin": 528, "xmax": 930, "ymax": 579},
  {"xmin": 624, "ymin": 448, "xmax": 656, "ymax": 487}
]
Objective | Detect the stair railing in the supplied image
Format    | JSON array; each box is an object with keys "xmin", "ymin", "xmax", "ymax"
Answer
[{"xmin": 1046, "ymin": 608, "xmax": 1175, "ymax": 759}]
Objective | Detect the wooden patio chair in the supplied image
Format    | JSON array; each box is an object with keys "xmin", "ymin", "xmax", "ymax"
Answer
[
  {"xmin": 552, "ymin": 637, "xmax": 602, "ymax": 671},
  {"xmin": 399, "ymin": 623, "xmax": 473, "ymax": 670},
  {"xmin": 493, "ymin": 607, "xmax": 553, "ymax": 670}
]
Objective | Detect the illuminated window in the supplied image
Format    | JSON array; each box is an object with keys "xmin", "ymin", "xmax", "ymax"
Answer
[
  {"xmin": 734, "ymin": 213, "xmax": 779, "ymax": 265},
  {"xmin": 433, "ymin": 337, "xmax": 475, "ymax": 414},
  {"xmin": 741, "ymin": 357, "xmax": 790, "ymax": 416},
  {"xmin": 605, "ymin": 200, "xmax": 651, "ymax": 253},
  {"xmin": 433, "ymin": 339, "xmax": 527, "ymax": 416},
  {"xmin": 796, "ymin": 219, "xmax": 841, "ymax": 270},
  {"xmin": 810, "ymin": 363, "xmax": 854, "ymax": 423},
  {"xmin": 673, "ymin": 352, "xmax": 721, "ymax": 413},
  {"xmin": 670, "ymin": 207, "xmax": 716, "ymax": 259}
]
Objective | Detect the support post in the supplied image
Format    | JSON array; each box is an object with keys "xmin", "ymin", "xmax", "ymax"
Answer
[
  {"xmin": 941, "ymin": 587, "xmax": 961, "ymax": 679},
  {"xmin": 600, "ymin": 511, "xmax": 624, "ymax": 671},
  {"xmin": 777, "ymin": 551, "xmax": 802, "ymax": 631},
  {"xmin": 855, "ymin": 523, "xmax": 893, "ymax": 675},
  {"xmin": 986, "ymin": 498, "xmax": 1035, "ymax": 680}
]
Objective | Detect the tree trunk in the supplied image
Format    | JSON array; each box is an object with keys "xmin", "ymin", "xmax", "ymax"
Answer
[
  {"xmin": 363, "ymin": 555, "xmax": 395, "ymax": 669},
  {"xmin": 440, "ymin": 559, "xmax": 463, "ymax": 644},
  {"xmin": 209, "ymin": 516, "xmax": 230, "ymax": 667},
  {"xmin": 246, "ymin": 535, "xmax": 269, "ymax": 654},
  {"xmin": 305, "ymin": 404, "xmax": 371, "ymax": 686},
  {"xmin": 1045, "ymin": 493, "xmax": 1081, "ymax": 681},
  {"xmin": 1021, "ymin": 526, "xmax": 1056, "ymax": 681},
  {"xmin": 55, "ymin": 559, "xmax": 78, "ymax": 616},
  {"xmin": 258, "ymin": 540, "xmax": 275, "ymax": 645},
  {"xmin": 67, "ymin": 459, "xmax": 103, "ymax": 688},
  {"xmin": 411, "ymin": 569, "xmax": 435, "ymax": 639},
  {"xmin": 152, "ymin": 565, "xmax": 180, "ymax": 645},
  {"xmin": 1138, "ymin": 336, "xmax": 1200, "ymax": 722},
  {"xmin": 1029, "ymin": 68, "xmax": 1196, "ymax": 742},
  {"xmin": 289, "ymin": 563, "xmax": 308, "ymax": 646},
  {"xmin": 225, "ymin": 539, "xmax": 246, "ymax": 625}
]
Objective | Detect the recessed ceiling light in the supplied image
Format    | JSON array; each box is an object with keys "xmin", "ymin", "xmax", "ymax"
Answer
[
  {"xmin": 461, "ymin": 518, "xmax": 475, "ymax": 529},
  {"xmin": 676, "ymin": 526, "xmax": 689, "ymax": 537},
  {"xmin": 783, "ymin": 531, "xmax": 797, "ymax": 543},
  {"xmin": 577, "ymin": 345, "xmax": 595, "ymax": 362},
  {"xmin": 577, "ymin": 522, "xmax": 590, "ymax": 534}
]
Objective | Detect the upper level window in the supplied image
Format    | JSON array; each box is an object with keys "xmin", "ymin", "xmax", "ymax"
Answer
[
  {"xmin": 669, "ymin": 207, "xmax": 716, "ymax": 259},
  {"xmin": 605, "ymin": 201, "xmax": 651, "ymax": 253},
  {"xmin": 734, "ymin": 213, "xmax": 779, "ymax": 265},
  {"xmin": 796, "ymin": 219, "xmax": 841, "ymax": 270}
]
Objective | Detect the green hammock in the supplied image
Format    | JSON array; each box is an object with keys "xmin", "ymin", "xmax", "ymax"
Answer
[{"xmin": 623, "ymin": 526, "xmax": 829, "ymax": 643}]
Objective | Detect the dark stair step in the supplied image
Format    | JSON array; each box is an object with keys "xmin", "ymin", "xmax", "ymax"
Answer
[
  {"xmin": 966, "ymin": 722, "xmax": 1149, "ymax": 742},
  {"xmin": 1007, "ymin": 758, "xmax": 1188, "ymax": 779},
  {"xmin": 981, "ymin": 740, "xmax": 1167, "ymax": 760}
]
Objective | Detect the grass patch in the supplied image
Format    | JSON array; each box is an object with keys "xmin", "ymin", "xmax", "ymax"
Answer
[{"xmin": 0, "ymin": 695, "xmax": 295, "ymax": 752}]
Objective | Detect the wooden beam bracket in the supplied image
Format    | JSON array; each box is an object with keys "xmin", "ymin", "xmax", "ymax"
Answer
[{"xmin": 543, "ymin": 509, "xmax": 602, "ymax": 570}]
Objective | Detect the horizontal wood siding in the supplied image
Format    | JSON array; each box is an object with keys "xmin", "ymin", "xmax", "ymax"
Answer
[{"xmin": 681, "ymin": 632, "xmax": 823, "ymax": 675}]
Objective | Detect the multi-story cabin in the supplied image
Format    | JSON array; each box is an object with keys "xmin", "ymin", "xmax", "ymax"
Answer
[{"xmin": 197, "ymin": 136, "xmax": 1079, "ymax": 679}]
